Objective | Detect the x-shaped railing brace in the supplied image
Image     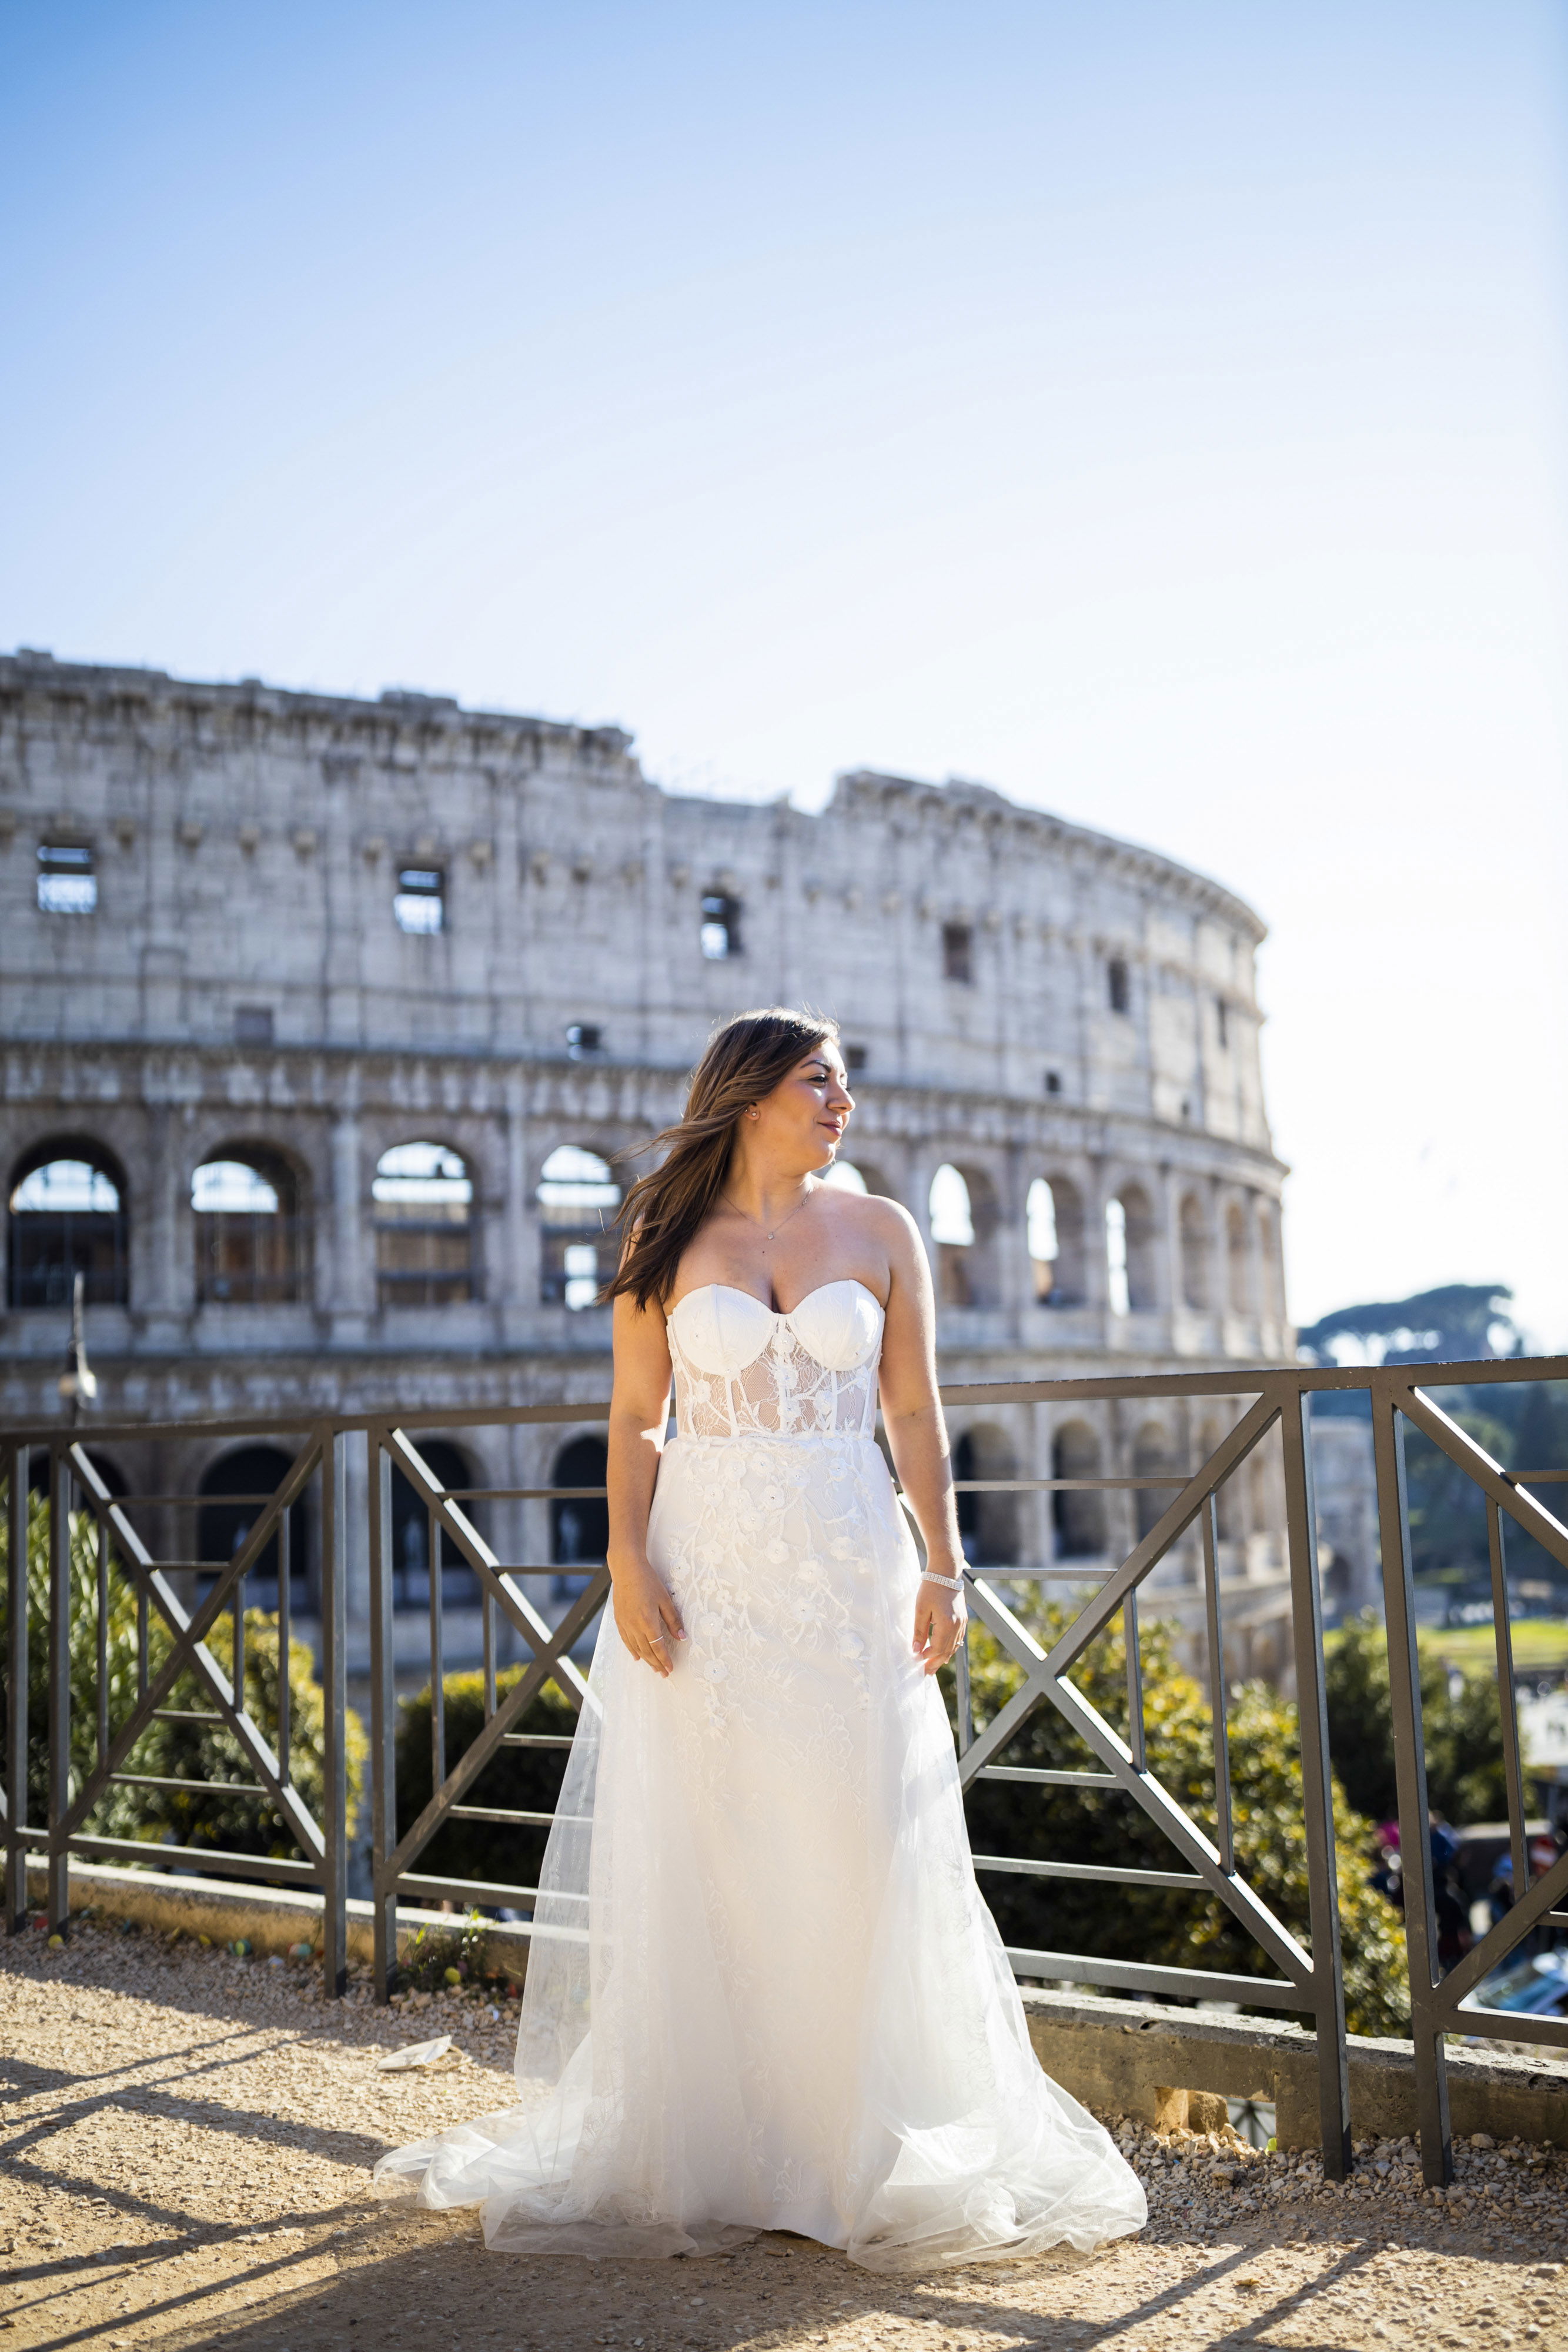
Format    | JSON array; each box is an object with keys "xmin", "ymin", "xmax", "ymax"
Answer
[
  {"xmin": 373, "ymin": 1428, "xmax": 609, "ymax": 1896},
  {"xmin": 1375, "ymin": 1385, "xmax": 1568, "ymax": 2180},
  {"xmin": 962, "ymin": 1575, "xmax": 1314, "ymax": 1994},
  {"xmin": 52, "ymin": 1442, "xmax": 329, "ymax": 1879},
  {"xmin": 957, "ymin": 1392, "xmax": 1316, "ymax": 1987}
]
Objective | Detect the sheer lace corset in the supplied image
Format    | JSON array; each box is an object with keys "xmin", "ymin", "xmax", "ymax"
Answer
[{"xmin": 666, "ymin": 1280, "xmax": 884, "ymax": 1441}]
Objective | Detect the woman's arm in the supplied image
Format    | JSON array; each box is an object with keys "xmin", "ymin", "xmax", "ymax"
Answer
[
  {"xmin": 872, "ymin": 1202, "xmax": 968, "ymax": 1675},
  {"xmin": 605, "ymin": 1288, "xmax": 685, "ymax": 1677}
]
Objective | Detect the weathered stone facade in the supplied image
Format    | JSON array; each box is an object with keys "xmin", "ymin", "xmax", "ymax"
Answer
[{"xmin": 0, "ymin": 650, "xmax": 1295, "ymax": 1677}]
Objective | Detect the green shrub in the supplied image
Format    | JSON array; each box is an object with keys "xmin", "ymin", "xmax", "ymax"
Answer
[
  {"xmin": 141, "ymin": 1609, "xmax": 366, "ymax": 1858},
  {"xmin": 2, "ymin": 1485, "xmax": 133, "ymax": 1828},
  {"xmin": 948, "ymin": 1601, "xmax": 1410, "ymax": 2037},
  {"xmin": 394, "ymin": 1666, "xmax": 580, "ymax": 1894},
  {"xmin": 393, "ymin": 1616, "xmax": 1411, "ymax": 2032},
  {"xmin": 1324, "ymin": 1611, "xmax": 1506, "ymax": 1826},
  {"xmin": 0, "ymin": 1484, "xmax": 365, "ymax": 1859}
]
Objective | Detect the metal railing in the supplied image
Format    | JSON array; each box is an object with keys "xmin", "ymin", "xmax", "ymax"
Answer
[{"xmin": 4, "ymin": 1355, "xmax": 1567, "ymax": 2191}]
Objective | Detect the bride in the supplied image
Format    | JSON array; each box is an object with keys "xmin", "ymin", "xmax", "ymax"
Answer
[{"xmin": 376, "ymin": 1008, "xmax": 1146, "ymax": 2268}]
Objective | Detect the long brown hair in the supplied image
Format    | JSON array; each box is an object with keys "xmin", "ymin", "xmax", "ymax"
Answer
[{"xmin": 607, "ymin": 1008, "xmax": 840, "ymax": 1312}]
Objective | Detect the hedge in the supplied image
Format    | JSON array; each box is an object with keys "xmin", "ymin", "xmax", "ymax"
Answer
[
  {"xmin": 0, "ymin": 1485, "xmax": 364, "ymax": 1860},
  {"xmin": 394, "ymin": 1666, "xmax": 579, "ymax": 1894},
  {"xmin": 946, "ymin": 1601, "xmax": 1410, "ymax": 2037}
]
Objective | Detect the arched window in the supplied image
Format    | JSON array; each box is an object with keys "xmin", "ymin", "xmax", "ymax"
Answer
[
  {"xmin": 197, "ymin": 1446, "xmax": 309, "ymax": 1609},
  {"xmin": 1226, "ymin": 1200, "xmax": 1252, "ymax": 1315},
  {"xmin": 393, "ymin": 866, "xmax": 444, "ymax": 934},
  {"xmin": 32, "ymin": 1449, "xmax": 128, "ymax": 1505},
  {"xmin": 1256, "ymin": 1201, "xmax": 1283, "ymax": 1322},
  {"xmin": 1027, "ymin": 1179, "xmax": 1058, "ymax": 1301},
  {"xmin": 1035, "ymin": 1175, "xmax": 1084, "ymax": 1305},
  {"xmin": 373, "ymin": 1142, "xmax": 474, "ymax": 1307},
  {"xmin": 390, "ymin": 1439, "xmax": 482, "ymax": 1610},
  {"xmin": 8, "ymin": 1141, "xmax": 128, "ymax": 1308},
  {"xmin": 1052, "ymin": 1421, "xmax": 1106, "ymax": 1558},
  {"xmin": 929, "ymin": 1163, "xmax": 972, "ymax": 1244},
  {"xmin": 1201, "ymin": 1419, "xmax": 1243, "ymax": 1544},
  {"xmin": 930, "ymin": 1164, "xmax": 974, "ymax": 1304},
  {"xmin": 551, "ymin": 1434, "xmax": 609, "ymax": 1602},
  {"xmin": 1179, "ymin": 1192, "xmax": 1209, "ymax": 1311},
  {"xmin": 700, "ymin": 893, "xmax": 742, "ymax": 959},
  {"xmin": 1132, "ymin": 1422, "xmax": 1175, "ymax": 1541},
  {"xmin": 929, "ymin": 1163, "xmax": 999, "ymax": 1307},
  {"xmin": 1105, "ymin": 1199, "xmax": 1129, "ymax": 1318},
  {"xmin": 1124, "ymin": 1184, "xmax": 1158, "ymax": 1312},
  {"xmin": 1107, "ymin": 1183, "xmax": 1158, "ymax": 1315},
  {"xmin": 1249, "ymin": 1452, "xmax": 1273, "ymax": 1550},
  {"xmin": 952, "ymin": 1425, "xmax": 1018, "ymax": 1567},
  {"xmin": 192, "ymin": 1147, "xmax": 307, "ymax": 1305},
  {"xmin": 37, "ymin": 840, "xmax": 97, "ymax": 915},
  {"xmin": 538, "ymin": 1145, "xmax": 621, "ymax": 1309},
  {"xmin": 824, "ymin": 1158, "xmax": 895, "ymax": 1200}
]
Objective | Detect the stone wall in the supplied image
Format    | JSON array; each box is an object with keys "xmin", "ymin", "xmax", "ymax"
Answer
[{"xmin": 1, "ymin": 650, "xmax": 1300, "ymax": 1679}]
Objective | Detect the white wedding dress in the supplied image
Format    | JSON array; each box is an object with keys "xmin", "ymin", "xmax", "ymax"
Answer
[{"xmin": 375, "ymin": 1279, "xmax": 1146, "ymax": 2269}]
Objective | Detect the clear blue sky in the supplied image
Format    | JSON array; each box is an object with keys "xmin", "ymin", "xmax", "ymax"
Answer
[{"xmin": 4, "ymin": 2, "xmax": 1564, "ymax": 1342}]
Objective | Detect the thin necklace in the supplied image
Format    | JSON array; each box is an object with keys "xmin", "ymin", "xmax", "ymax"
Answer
[{"xmin": 723, "ymin": 1183, "xmax": 814, "ymax": 1243}]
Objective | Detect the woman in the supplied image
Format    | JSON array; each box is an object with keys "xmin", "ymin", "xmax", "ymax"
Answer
[{"xmin": 376, "ymin": 1009, "xmax": 1145, "ymax": 2268}]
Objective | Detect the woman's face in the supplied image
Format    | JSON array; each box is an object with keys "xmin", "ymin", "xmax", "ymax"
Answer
[{"xmin": 751, "ymin": 1041, "xmax": 854, "ymax": 1170}]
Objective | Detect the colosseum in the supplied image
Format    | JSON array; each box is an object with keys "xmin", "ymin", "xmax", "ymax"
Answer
[{"xmin": 0, "ymin": 649, "xmax": 1295, "ymax": 1680}]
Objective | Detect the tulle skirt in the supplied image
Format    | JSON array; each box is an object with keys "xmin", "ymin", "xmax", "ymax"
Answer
[{"xmin": 373, "ymin": 1431, "xmax": 1146, "ymax": 2268}]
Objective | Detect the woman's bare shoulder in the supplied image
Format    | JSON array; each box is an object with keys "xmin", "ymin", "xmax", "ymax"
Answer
[{"xmin": 829, "ymin": 1189, "xmax": 920, "ymax": 1249}]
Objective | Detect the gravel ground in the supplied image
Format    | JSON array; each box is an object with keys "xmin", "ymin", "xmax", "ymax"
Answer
[{"xmin": 2, "ymin": 1920, "xmax": 1567, "ymax": 2351}]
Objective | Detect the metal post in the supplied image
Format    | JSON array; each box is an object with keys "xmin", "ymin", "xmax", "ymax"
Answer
[
  {"xmin": 428, "ymin": 1502, "xmax": 444, "ymax": 1798},
  {"xmin": 1487, "ymin": 1501, "xmax": 1530, "ymax": 1900},
  {"xmin": 47, "ymin": 1446, "xmax": 72, "ymax": 1939},
  {"xmin": 1202, "ymin": 1495, "xmax": 1233, "ymax": 1875},
  {"xmin": 232, "ymin": 1580, "xmax": 246, "ymax": 1727},
  {"xmin": 1373, "ymin": 1389, "xmax": 1450, "ymax": 2186},
  {"xmin": 319, "ymin": 1429, "xmax": 349, "ymax": 1997},
  {"xmin": 276, "ymin": 1507, "xmax": 292, "ymax": 1785},
  {"xmin": 1280, "ymin": 1389, "xmax": 1350, "ymax": 2177},
  {"xmin": 1124, "ymin": 1583, "xmax": 1145, "ymax": 1773},
  {"xmin": 5, "ymin": 1445, "xmax": 29, "ymax": 1933},
  {"xmin": 95, "ymin": 1512, "xmax": 109, "ymax": 1766},
  {"xmin": 368, "ymin": 1434, "xmax": 399, "ymax": 2002},
  {"xmin": 954, "ymin": 1616, "xmax": 974, "ymax": 1756}
]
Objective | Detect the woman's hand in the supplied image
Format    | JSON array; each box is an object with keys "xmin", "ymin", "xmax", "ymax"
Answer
[
  {"xmin": 913, "ymin": 1575, "xmax": 967, "ymax": 1676},
  {"xmin": 610, "ymin": 1552, "xmax": 686, "ymax": 1677}
]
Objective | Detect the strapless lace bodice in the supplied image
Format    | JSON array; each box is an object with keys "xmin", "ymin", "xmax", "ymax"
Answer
[{"xmin": 666, "ymin": 1279, "xmax": 883, "ymax": 1439}]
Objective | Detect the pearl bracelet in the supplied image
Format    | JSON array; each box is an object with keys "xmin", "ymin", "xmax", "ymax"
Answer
[{"xmin": 920, "ymin": 1569, "xmax": 965, "ymax": 1592}]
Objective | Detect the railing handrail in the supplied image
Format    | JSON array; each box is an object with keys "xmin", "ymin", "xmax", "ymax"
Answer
[
  {"xmin": 0, "ymin": 1398, "xmax": 616, "ymax": 1445},
  {"xmin": 2, "ymin": 1351, "xmax": 1566, "ymax": 1448},
  {"xmin": 937, "ymin": 1352, "xmax": 1568, "ymax": 1405}
]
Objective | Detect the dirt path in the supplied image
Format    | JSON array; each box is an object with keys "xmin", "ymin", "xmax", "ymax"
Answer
[{"xmin": 2, "ymin": 1921, "xmax": 1566, "ymax": 2350}]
